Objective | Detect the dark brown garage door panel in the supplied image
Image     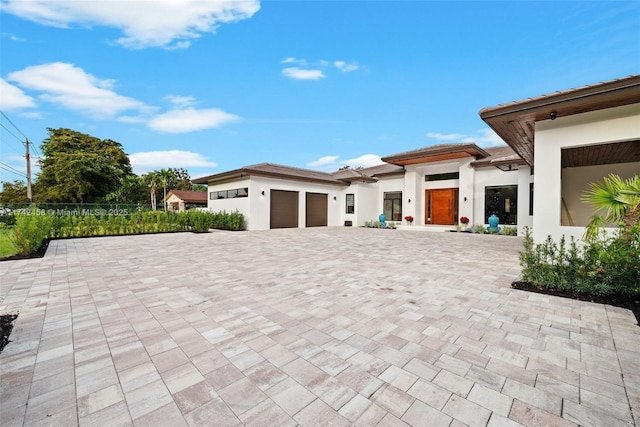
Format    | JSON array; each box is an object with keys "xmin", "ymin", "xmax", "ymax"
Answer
[
  {"xmin": 270, "ymin": 190, "xmax": 299, "ymax": 229},
  {"xmin": 306, "ymin": 192, "xmax": 328, "ymax": 227}
]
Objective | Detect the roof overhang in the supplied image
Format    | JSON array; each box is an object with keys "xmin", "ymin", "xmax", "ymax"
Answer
[
  {"xmin": 192, "ymin": 167, "xmax": 346, "ymax": 187},
  {"xmin": 479, "ymin": 75, "xmax": 640, "ymax": 166},
  {"xmin": 382, "ymin": 143, "xmax": 490, "ymax": 166}
]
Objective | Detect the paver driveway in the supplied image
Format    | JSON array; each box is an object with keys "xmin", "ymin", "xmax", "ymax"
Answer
[{"xmin": 1, "ymin": 227, "xmax": 638, "ymax": 426}]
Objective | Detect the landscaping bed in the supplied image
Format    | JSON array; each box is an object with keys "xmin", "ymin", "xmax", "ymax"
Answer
[{"xmin": 0, "ymin": 313, "xmax": 18, "ymax": 353}]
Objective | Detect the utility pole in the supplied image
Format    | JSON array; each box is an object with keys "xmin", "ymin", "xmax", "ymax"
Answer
[{"xmin": 25, "ymin": 139, "xmax": 32, "ymax": 202}]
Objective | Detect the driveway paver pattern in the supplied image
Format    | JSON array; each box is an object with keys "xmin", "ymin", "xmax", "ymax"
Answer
[{"xmin": 1, "ymin": 227, "xmax": 638, "ymax": 426}]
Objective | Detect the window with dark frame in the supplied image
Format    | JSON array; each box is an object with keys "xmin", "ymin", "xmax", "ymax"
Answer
[
  {"xmin": 210, "ymin": 187, "xmax": 249, "ymax": 201},
  {"xmin": 346, "ymin": 193, "xmax": 355, "ymax": 214},
  {"xmin": 425, "ymin": 172, "xmax": 460, "ymax": 182},
  {"xmin": 485, "ymin": 185, "xmax": 518, "ymax": 225},
  {"xmin": 529, "ymin": 183, "xmax": 534, "ymax": 216},
  {"xmin": 383, "ymin": 191, "xmax": 403, "ymax": 221}
]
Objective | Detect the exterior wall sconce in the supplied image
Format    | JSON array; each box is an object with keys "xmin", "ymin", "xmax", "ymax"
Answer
[
  {"xmin": 261, "ymin": 190, "xmax": 265, "ymax": 196},
  {"xmin": 464, "ymin": 196, "xmax": 467, "ymax": 202},
  {"xmin": 550, "ymin": 111, "xmax": 557, "ymax": 120},
  {"xmin": 333, "ymin": 196, "xmax": 337, "ymax": 200},
  {"xmin": 408, "ymin": 199, "xmax": 411, "ymax": 203}
]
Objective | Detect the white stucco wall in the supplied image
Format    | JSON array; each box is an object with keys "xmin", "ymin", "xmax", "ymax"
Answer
[
  {"xmin": 517, "ymin": 166, "xmax": 534, "ymax": 234},
  {"xmin": 243, "ymin": 176, "xmax": 345, "ymax": 230},
  {"xmin": 207, "ymin": 178, "xmax": 251, "ymax": 221},
  {"xmin": 344, "ymin": 182, "xmax": 379, "ymax": 227},
  {"xmin": 472, "ymin": 166, "xmax": 520, "ymax": 227},
  {"xmin": 533, "ymin": 103, "xmax": 640, "ymax": 243}
]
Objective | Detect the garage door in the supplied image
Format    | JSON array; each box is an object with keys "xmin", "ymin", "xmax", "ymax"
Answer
[
  {"xmin": 305, "ymin": 192, "xmax": 328, "ymax": 227},
  {"xmin": 270, "ymin": 190, "xmax": 299, "ymax": 229}
]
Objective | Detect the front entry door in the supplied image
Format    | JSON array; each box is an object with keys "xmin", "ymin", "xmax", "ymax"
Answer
[{"xmin": 425, "ymin": 188, "xmax": 458, "ymax": 225}]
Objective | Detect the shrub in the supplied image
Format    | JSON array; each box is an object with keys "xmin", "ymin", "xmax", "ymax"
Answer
[
  {"xmin": 0, "ymin": 214, "xmax": 16, "ymax": 226},
  {"xmin": 519, "ymin": 226, "xmax": 639, "ymax": 296},
  {"xmin": 11, "ymin": 210, "xmax": 53, "ymax": 255}
]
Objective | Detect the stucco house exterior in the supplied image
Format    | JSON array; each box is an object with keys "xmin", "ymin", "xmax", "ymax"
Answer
[
  {"xmin": 480, "ymin": 74, "xmax": 640, "ymax": 242},
  {"xmin": 193, "ymin": 75, "xmax": 639, "ymax": 241},
  {"xmin": 163, "ymin": 190, "xmax": 208, "ymax": 212}
]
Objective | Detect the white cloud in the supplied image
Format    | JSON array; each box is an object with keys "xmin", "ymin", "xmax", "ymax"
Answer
[
  {"xmin": 425, "ymin": 132, "xmax": 468, "ymax": 141},
  {"xmin": 281, "ymin": 57, "xmax": 360, "ymax": 80},
  {"xmin": 343, "ymin": 154, "xmax": 383, "ymax": 168},
  {"xmin": 0, "ymin": 78, "xmax": 36, "ymax": 110},
  {"xmin": 166, "ymin": 95, "xmax": 197, "ymax": 108},
  {"xmin": 282, "ymin": 67, "xmax": 325, "ymax": 81},
  {"xmin": 425, "ymin": 129, "xmax": 505, "ymax": 148},
  {"xmin": 129, "ymin": 150, "xmax": 218, "ymax": 173},
  {"xmin": 7, "ymin": 62, "xmax": 151, "ymax": 118},
  {"xmin": 148, "ymin": 107, "xmax": 239, "ymax": 133},
  {"xmin": 475, "ymin": 128, "xmax": 504, "ymax": 147},
  {"xmin": 307, "ymin": 155, "xmax": 340, "ymax": 168},
  {"xmin": 334, "ymin": 61, "xmax": 359, "ymax": 72},
  {"xmin": 2, "ymin": 0, "xmax": 260, "ymax": 49}
]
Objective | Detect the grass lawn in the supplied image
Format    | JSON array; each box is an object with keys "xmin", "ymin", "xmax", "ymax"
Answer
[{"xmin": 0, "ymin": 228, "xmax": 18, "ymax": 258}]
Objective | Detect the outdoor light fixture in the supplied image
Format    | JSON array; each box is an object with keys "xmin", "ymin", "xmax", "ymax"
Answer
[
  {"xmin": 550, "ymin": 111, "xmax": 557, "ymax": 120},
  {"xmin": 408, "ymin": 199, "xmax": 411, "ymax": 203},
  {"xmin": 333, "ymin": 196, "xmax": 337, "ymax": 200},
  {"xmin": 261, "ymin": 190, "xmax": 265, "ymax": 196},
  {"xmin": 464, "ymin": 196, "xmax": 467, "ymax": 202}
]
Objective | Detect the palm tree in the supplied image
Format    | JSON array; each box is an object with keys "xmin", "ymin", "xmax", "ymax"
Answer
[
  {"xmin": 141, "ymin": 172, "xmax": 158, "ymax": 210},
  {"xmin": 582, "ymin": 174, "xmax": 640, "ymax": 240},
  {"xmin": 158, "ymin": 168, "xmax": 172, "ymax": 212}
]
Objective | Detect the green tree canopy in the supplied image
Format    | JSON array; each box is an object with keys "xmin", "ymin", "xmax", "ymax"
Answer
[
  {"xmin": 0, "ymin": 180, "xmax": 30, "ymax": 203},
  {"xmin": 37, "ymin": 128, "xmax": 133, "ymax": 204}
]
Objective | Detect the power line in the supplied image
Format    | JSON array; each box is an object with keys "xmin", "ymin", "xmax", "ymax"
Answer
[
  {"xmin": 0, "ymin": 110, "xmax": 28, "ymax": 140},
  {"xmin": 0, "ymin": 161, "xmax": 27, "ymax": 178},
  {"xmin": 0, "ymin": 123, "xmax": 26, "ymax": 153},
  {"xmin": 29, "ymin": 140, "xmax": 40, "ymax": 157}
]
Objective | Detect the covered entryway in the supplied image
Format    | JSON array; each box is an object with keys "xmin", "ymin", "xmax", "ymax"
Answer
[
  {"xmin": 305, "ymin": 192, "xmax": 328, "ymax": 227},
  {"xmin": 425, "ymin": 188, "xmax": 458, "ymax": 225},
  {"xmin": 270, "ymin": 190, "xmax": 299, "ymax": 229}
]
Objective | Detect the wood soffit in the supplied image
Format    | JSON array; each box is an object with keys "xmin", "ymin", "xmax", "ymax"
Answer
[
  {"xmin": 479, "ymin": 75, "xmax": 640, "ymax": 166},
  {"xmin": 561, "ymin": 140, "xmax": 640, "ymax": 168}
]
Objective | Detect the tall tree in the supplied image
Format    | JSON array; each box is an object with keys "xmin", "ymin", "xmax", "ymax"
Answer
[{"xmin": 37, "ymin": 128, "xmax": 132, "ymax": 204}]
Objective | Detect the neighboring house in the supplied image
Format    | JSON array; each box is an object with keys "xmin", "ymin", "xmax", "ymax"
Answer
[
  {"xmin": 193, "ymin": 75, "xmax": 639, "ymax": 240},
  {"xmin": 163, "ymin": 190, "xmax": 208, "ymax": 212},
  {"xmin": 480, "ymin": 74, "xmax": 640, "ymax": 242}
]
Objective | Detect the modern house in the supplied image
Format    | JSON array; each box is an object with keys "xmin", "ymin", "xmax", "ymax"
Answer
[
  {"xmin": 163, "ymin": 190, "xmax": 208, "ymax": 212},
  {"xmin": 480, "ymin": 74, "xmax": 640, "ymax": 243},
  {"xmin": 193, "ymin": 75, "xmax": 639, "ymax": 242}
]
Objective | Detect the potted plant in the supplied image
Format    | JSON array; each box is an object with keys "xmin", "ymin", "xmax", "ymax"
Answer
[
  {"xmin": 459, "ymin": 216, "xmax": 470, "ymax": 230},
  {"xmin": 404, "ymin": 215, "xmax": 414, "ymax": 225}
]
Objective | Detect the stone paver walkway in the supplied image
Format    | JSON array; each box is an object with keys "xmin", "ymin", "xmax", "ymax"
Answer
[{"xmin": 1, "ymin": 227, "xmax": 638, "ymax": 426}]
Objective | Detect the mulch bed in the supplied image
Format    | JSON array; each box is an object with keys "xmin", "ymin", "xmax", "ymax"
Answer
[
  {"xmin": 512, "ymin": 281, "xmax": 640, "ymax": 326},
  {"xmin": 1, "ymin": 239, "xmax": 50, "ymax": 261},
  {"xmin": 0, "ymin": 313, "xmax": 18, "ymax": 353}
]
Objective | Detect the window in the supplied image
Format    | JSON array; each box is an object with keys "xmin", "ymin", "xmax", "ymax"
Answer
[
  {"xmin": 210, "ymin": 187, "xmax": 249, "ymax": 201},
  {"xmin": 425, "ymin": 172, "xmax": 459, "ymax": 182},
  {"xmin": 529, "ymin": 183, "xmax": 533, "ymax": 216},
  {"xmin": 383, "ymin": 191, "xmax": 402, "ymax": 221},
  {"xmin": 485, "ymin": 185, "xmax": 517, "ymax": 225},
  {"xmin": 346, "ymin": 194, "xmax": 355, "ymax": 214}
]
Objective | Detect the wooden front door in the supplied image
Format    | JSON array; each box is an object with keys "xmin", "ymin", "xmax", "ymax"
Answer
[{"xmin": 425, "ymin": 188, "xmax": 458, "ymax": 225}]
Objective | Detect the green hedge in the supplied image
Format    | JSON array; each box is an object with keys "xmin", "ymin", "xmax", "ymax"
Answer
[
  {"xmin": 519, "ymin": 226, "xmax": 640, "ymax": 296},
  {"xmin": 9, "ymin": 208, "xmax": 246, "ymax": 255}
]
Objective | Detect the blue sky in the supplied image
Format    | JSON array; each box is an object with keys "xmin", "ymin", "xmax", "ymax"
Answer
[{"xmin": 1, "ymin": 0, "xmax": 639, "ymax": 182}]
